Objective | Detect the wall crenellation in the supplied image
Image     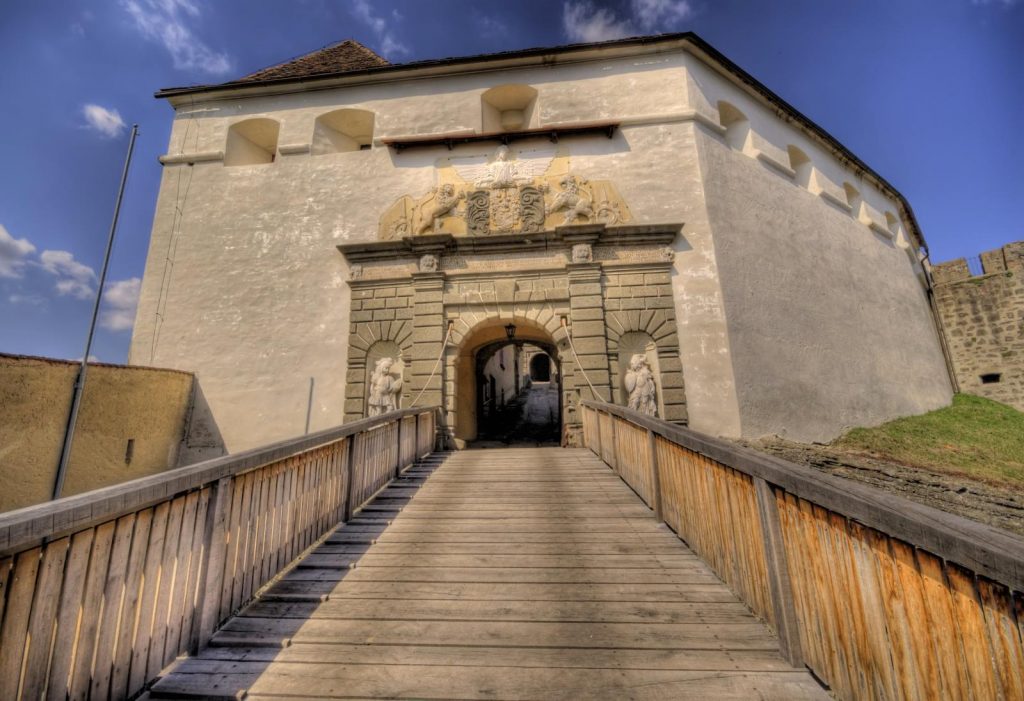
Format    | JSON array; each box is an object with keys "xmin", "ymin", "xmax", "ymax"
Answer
[{"xmin": 932, "ymin": 241, "xmax": 1024, "ymax": 410}]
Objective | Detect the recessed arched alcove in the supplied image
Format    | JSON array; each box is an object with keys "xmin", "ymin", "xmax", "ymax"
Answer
[
  {"xmin": 311, "ymin": 108, "xmax": 375, "ymax": 155},
  {"xmin": 787, "ymin": 145, "xmax": 813, "ymax": 189},
  {"xmin": 224, "ymin": 118, "xmax": 279, "ymax": 166},
  {"xmin": 481, "ymin": 84, "xmax": 538, "ymax": 132},
  {"xmin": 718, "ymin": 101, "xmax": 751, "ymax": 153}
]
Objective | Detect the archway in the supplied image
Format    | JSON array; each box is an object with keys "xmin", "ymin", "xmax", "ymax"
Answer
[
  {"xmin": 529, "ymin": 352, "xmax": 552, "ymax": 382},
  {"xmin": 451, "ymin": 317, "xmax": 564, "ymax": 447}
]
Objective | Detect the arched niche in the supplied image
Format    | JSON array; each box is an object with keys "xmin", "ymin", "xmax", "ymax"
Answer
[
  {"xmin": 482, "ymin": 84, "xmax": 538, "ymax": 132},
  {"xmin": 616, "ymin": 331, "xmax": 663, "ymax": 418},
  {"xmin": 718, "ymin": 101, "xmax": 751, "ymax": 153},
  {"xmin": 843, "ymin": 182, "xmax": 863, "ymax": 217},
  {"xmin": 312, "ymin": 108, "xmax": 375, "ymax": 155},
  {"xmin": 787, "ymin": 145, "xmax": 813, "ymax": 189},
  {"xmin": 224, "ymin": 118, "xmax": 279, "ymax": 166},
  {"xmin": 364, "ymin": 340, "xmax": 405, "ymax": 415}
]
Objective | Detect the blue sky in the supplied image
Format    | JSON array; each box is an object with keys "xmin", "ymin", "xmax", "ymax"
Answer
[{"xmin": 0, "ymin": 0, "xmax": 1021, "ymax": 364}]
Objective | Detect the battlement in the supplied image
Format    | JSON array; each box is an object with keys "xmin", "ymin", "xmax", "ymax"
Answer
[{"xmin": 931, "ymin": 241, "xmax": 1024, "ymax": 284}]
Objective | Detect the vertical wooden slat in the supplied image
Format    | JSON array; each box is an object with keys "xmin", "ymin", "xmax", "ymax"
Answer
[
  {"xmin": 220, "ymin": 473, "xmax": 245, "ymax": 621},
  {"xmin": 978, "ymin": 577, "xmax": 1024, "ymax": 700},
  {"xmin": 146, "ymin": 496, "xmax": 185, "ymax": 680},
  {"xmin": 948, "ymin": 563, "xmax": 1001, "ymax": 700},
  {"xmin": 230, "ymin": 472, "xmax": 254, "ymax": 614},
  {"xmin": 163, "ymin": 491, "xmax": 200, "ymax": 663},
  {"xmin": 21, "ymin": 539, "xmax": 69, "ymax": 700},
  {"xmin": 0, "ymin": 548, "xmax": 41, "ymax": 700},
  {"xmin": 180, "ymin": 485, "xmax": 211, "ymax": 654},
  {"xmin": 46, "ymin": 530, "xmax": 94, "ymax": 701},
  {"xmin": 68, "ymin": 520, "xmax": 115, "ymax": 701},
  {"xmin": 194, "ymin": 477, "xmax": 232, "ymax": 653},
  {"xmin": 90, "ymin": 514, "xmax": 137, "ymax": 701},
  {"xmin": 110, "ymin": 508, "xmax": 154, "ymax": 700},
  {"xmin": 128, "ymin": 501, "xmax": 169, "ymax": 695}
]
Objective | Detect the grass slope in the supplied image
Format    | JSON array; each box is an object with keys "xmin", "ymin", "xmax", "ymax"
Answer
[{"xmin": 835, "ymin": 394, "xmax": 1024, "ymax": 487}]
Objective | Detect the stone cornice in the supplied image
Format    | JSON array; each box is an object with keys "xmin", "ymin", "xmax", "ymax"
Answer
[{"xmin": 336, "ymin": 223, "xmax": 682, "ymax": 264}]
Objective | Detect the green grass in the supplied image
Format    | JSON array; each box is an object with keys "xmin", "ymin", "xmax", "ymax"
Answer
[{"xmin": 835, "ymin": 394, "xmax": 1024, "ymax": 487}]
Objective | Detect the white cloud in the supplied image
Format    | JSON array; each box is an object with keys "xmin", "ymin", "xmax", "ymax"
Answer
[
  {"xmin": 563, "ymin": 1, "xmax": 634, "ymax": 42},
  {"xmin": 632, "ymin": 0, "xmax": 692, "ymax": 30},
  {"xmin": 0, "ymin": 224, "xmax": 36, "ymax": 278},
  {"xmin": 121, "ymin": 0, "xmax": 232, "ymax": 75},
  {"xmin": 562, "ymin": 0, "xmax": 693, "ymax": 43},
  {"xmin": 8, "ymin": 293, "xmax": 47, "ymax": 307},
  {"xmin": 351, "ymin": 0, "xmax": 409, "ymax": 58},
  {"xmin": 100, "ymin": 277, "xmax": 141, "ymax": 332},
  {"xmin": 39, "ymin": 250, "xmax": 96, "ymax": 300},
  {"xmin": 82, "ymin": 104, "xmax": 126, "ymax": 138}
]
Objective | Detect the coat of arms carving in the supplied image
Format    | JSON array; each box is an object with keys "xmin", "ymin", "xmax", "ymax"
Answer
[{"xmin": 378, "ymin": 145, "xmax": 632, "ymax": 239}]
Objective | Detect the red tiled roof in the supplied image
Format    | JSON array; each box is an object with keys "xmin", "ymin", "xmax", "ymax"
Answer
[{"xmin": 236, "ymin": 39, "xmax": 388, "ymax": 83}]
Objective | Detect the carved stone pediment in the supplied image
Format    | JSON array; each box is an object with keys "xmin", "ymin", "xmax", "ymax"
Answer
[{"xmin": 378, "ymin": 145, "xmax": 632, "ymax": 240}]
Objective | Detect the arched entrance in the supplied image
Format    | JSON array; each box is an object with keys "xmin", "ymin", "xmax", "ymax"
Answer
[
  {"xmin": 451, "ymin": 317, "xmax": 564, "ymax": 447},
  {"xmin": 529, "ymin": 352, "xmax": 552, "ymax": 382}
]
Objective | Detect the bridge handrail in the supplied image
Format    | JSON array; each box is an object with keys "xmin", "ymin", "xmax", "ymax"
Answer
[
  {"xmin": 581, "ymin": 400, "xmax": 1024, "ymax": 701},
  {"xmin": 0, "ymin": 406, "xmax": 440, "ymax": 701}
]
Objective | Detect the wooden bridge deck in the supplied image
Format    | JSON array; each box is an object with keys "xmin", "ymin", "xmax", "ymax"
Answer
[{"xmin": 150, "ymin": 448, "xmax": 827, "ymax": 700}]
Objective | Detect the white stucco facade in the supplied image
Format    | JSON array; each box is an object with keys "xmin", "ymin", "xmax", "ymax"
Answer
[{"xmin": 131, "ymin": 35, "xmax": 952, "ymax": 452}]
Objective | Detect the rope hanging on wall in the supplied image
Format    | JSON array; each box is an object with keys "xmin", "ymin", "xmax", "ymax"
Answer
[
  {"xmin": 409, "ymin": 322, "xmax": 454, "ymax": 407},
  {"xmin": 562, "ymin": 317, "xmax": 609, "ymax": 403}
]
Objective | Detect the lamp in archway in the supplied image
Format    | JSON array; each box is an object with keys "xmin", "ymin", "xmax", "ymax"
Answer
[{"xmin": 504, "ymin": 322, "xmax": 517, "ymax": 340}]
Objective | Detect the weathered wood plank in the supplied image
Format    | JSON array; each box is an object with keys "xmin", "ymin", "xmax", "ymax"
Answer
[
  {"xmin": 21, "ymin": 538, "xmax": 69, "ymax": 700},
  {"xmin": 0, "ymin": 548, "xmax": 39, "ymax": 699},
  {"xmin": 47, "ymin": 529, "xmax": 94, "ymax": 700}
]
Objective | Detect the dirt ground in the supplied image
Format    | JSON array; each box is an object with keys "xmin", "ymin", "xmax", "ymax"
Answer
[{"xmin": 741, "ymin": 438, "xmax": 1024, "ymax": 536}]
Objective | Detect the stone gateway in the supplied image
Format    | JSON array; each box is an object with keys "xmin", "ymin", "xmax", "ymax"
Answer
[{"xmin": 130, "ymin": 33, "xmax": 953, "ymax": 453}]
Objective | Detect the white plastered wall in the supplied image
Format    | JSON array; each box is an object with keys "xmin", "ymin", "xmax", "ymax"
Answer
[
  {"xmin": 684, "ymin": 58, "xmax": 952, "ymax": 441},
  {"xmin": 131, "ymin": 46, "xmax": 949, "ymax": 452}
]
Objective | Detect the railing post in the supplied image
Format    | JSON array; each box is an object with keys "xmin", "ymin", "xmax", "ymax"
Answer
[
  {"xmin": 414, "ymin": 413, "xmax": 421, "ymax": 462},
  {"xmin": 609, "ymin": 413, "xmax": 620, "ymax": 473},
  {"xmin": 395, "ymin": 417, "xmax": 403, "ymax": 479},
  {"xmin": 192, "ymin": 476, "xmax": 232, "ymax": 653},
  {"xmin": 343, "ymin": 435, "xmax": 356, "ymax": 522},
  {"xmin": 647, "ymin": 429, "xmax": 663, "ymax": 521},
  {"xmin": 592, "ymin": 407, "xmax": 602, "ymax": 458},
  {"xmin": 753, "ymin": 477, "xmax": 803, "ymax": 667}
]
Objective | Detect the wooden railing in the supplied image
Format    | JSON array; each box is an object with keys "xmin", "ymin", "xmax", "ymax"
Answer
[
  {"xmin": 582, "ymin": 401, "xmax": 1024, "ymax": 701},
  {"xmin": 0, "ymin": 407, "xmax": 438, "ymax": 701}
]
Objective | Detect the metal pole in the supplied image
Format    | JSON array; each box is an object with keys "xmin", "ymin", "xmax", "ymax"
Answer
[
  {"xmin": 52, "ymin": 124, "xmax": 139, "ymax": 500},
  {"xmin": 304, "ymin": 377, "xmax": 315, "ymax": 434}
]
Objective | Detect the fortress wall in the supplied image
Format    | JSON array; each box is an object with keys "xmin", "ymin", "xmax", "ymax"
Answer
[
  {"xmin": 0, "ymin": 355, "xmax": 194, "ymax": 511},
  {"xmin": 932, "ymin": 243, "xmax": 1024, "ymax": 410},
  {"xmin": 693, "ymin": 121, "xmax": 952, "ymax": 441},
  {"xmin": 132, "ymin": 45, "xmax": 948, "ymax": 450}
]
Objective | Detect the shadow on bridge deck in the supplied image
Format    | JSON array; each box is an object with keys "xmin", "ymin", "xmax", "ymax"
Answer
[{"xmin": 148, "ymin": 448, "xmax": 827, "ymax": 700}]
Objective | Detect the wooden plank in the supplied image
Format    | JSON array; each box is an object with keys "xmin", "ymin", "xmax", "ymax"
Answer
[
  {"xmin": 128, "ymin": 501, "xmax": 170, "ymax": 694},
  {"xmin": 146, "ymin": 495, "xmax": 185, "ymax": 680},
  {"xmin": 194, "ymin": 478, "xmax": 233, "ymax": 653},
  {"xmin": 195, "ymin": 641, "xmax": 799, "ymax": 671},
  {"xmin": 46, "ymin": 529, "xmax": 94, "ymax": 701},
  {"xmin": 21, "ymin": 539, "xmax": 69, "ymax": 700},
  {"xmin": 978, "ymin": 577, "xmax": 1024, "ymax": 700},
  {"xmin": 0, "ymin": 548, "xmax": 40, "ymax": 700},
  {"xmin": 316, "ymin": 580, "xmax": 742, "ymax": 602},
  {"xmin": 111, "ymin": 508, "xmax": 154, "ymax": 700},
  {"xmin": 241, "ymin": 598, "xmax": 757, "ymax": 624},
  {"xmin": 221, "ymin": 616, "xmax": 781, "ymax": 650},
  {"xmin": 68, "ymin": 520, "xmax": 115, "ymax": 701},
  {"xmin": 163, "ymin": 490, "xmax": 200, "ymax": 662},
  {"xmin": 90, "ymin": 514, "xmax": 137, "ymax": 701}
]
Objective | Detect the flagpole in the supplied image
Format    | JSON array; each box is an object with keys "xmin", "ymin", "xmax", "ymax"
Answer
[{"xmin": 52, "ymin": 124, "xmax": 139, "ymax": 500}]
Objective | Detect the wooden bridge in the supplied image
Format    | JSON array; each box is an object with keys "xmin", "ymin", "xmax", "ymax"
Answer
[{"xmin": 1, "ymin": 405, "xmax": 1022, "ymax": 700}]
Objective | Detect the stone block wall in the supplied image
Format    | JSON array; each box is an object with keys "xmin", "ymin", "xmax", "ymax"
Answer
[{"xmin": 932, "ymin": 242, "xmax": 1024, "ymax": 410}]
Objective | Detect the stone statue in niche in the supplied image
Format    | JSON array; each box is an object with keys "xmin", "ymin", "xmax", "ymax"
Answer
[
  {"xmin": 546, "ymin": 175, "xmax": 594, "ymax": 225},
  {"xmin": 368, "ymin": 357, "xmax": 403, "ymax": 416},
  {"xmin": 624, "ymin": 354, "xmax": 657, "ymax": 416},
  {"xmin": 418, "ymin": 254, "xmax": 439, "ymax": 272},
  {"xmin": 417, "ymin": 184, "xmax": 464, "ymax": 234},
  {"xmin": 571, "ymin": 243, "xmax": 593, "ymax": 264}
]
